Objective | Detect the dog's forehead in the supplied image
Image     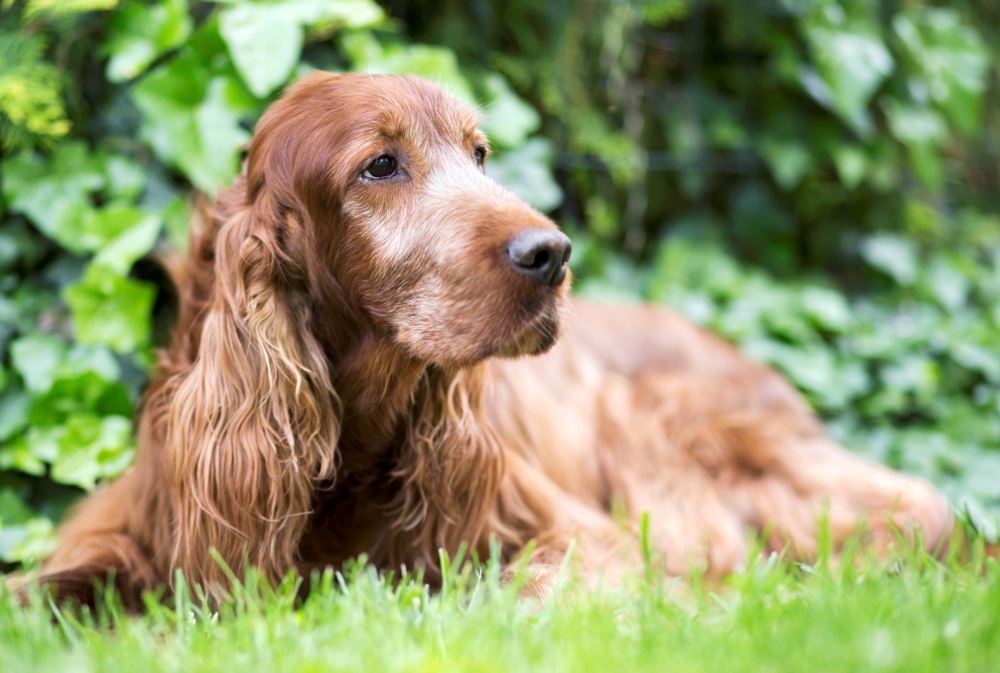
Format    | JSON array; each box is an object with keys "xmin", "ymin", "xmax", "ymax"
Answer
[{"xmin": 341, "ymin": 75, "xmax": 481, "ymax": 146}]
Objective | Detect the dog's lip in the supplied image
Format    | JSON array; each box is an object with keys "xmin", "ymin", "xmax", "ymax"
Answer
[{"xmin": 493, "ymin": 300, "xmax": 561, "ymax": 358}]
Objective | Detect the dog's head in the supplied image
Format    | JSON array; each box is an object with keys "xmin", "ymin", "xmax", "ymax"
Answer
[{"xmin": 240, "ymin": 71, "xmax": 570, "ymax": 367}]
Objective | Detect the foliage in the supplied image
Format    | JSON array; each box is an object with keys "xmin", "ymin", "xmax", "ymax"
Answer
[
  {"xmin": 0, "ymin": 0, "xmax": 561, "ymax": 566},
  {"xmin": 2, "ymin": 540, "xmax": 1000, "ymax": 672},
  {"xmin": 1, "ymin": 0, "xmax": 1000, "ymax": 573}
]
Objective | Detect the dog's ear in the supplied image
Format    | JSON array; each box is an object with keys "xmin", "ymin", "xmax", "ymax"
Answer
[{"xmin": 164, "ymin": 191, "xmax": 340, "ymax": 596}]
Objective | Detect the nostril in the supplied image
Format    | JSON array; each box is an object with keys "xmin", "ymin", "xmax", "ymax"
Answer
[
  {"xmin": 528, "ymin": 250, "xmax": 550, "ymax": 270},
  {"xmin": 505, "ymin": 228, "xmax": 572, "ymax": 287}
]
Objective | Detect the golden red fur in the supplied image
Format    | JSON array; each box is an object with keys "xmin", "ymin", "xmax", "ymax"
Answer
[{"xmin": 26, "ymin": 73, "xmax": 951, "ymax": 607}]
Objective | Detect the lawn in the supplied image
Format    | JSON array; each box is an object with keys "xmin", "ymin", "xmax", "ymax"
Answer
[{"xmin": 3, "ymin": 540, "xmax": 999, "ymax": 673}]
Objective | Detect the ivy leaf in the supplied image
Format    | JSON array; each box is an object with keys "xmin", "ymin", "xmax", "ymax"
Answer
[
  {"xmin": 0, "ymin": 487, "xmax": 35, "ymax": 526},
  {"xmin": 486, "ymin": 138, "xmax": 564, "ymax": 212},
  {"xmin": 220, "ymin": 2, "xmax": 303, "ymax": 98},
  {"xmin": 881, "ymin": 356, "xmax": 940, "ymax": 405},
  {"xmin": 861, "ymin": 234, "xmax": 918, "ymax": 286},
  {"xmin": 0, "ymin": 488, "xmax": 38, "ymax": 562},
  {"xmin": 1, "ymin": 142, "xmax": 105, "ymax": 251},
  {"xmin": 893, "ymin": 9, "xmax": 989, "ymax": 135},
  {"xmin": 801, "ymin": 286, "xmax": 853, "ymax": 333},
  {"xmin": 218, "ymin": 0, "xmax": 384, "ymax": 99},
  {"xmin": 78, "ymin": 204, "xmax": 157, "ymax": 254},
  {"xmin": 92, "ymin": 211, "xmax": 163, "ymax": 275},
  {"xmin": 348, "ymin": 39, "xmax": 475, "ymax": 105},
  {"xmin": 924, "ymin": 257, "xmax": 969, "ymax": 313},
  {"xmin": 51, "ymin": 415, "xmax": 134, "ymax": 491},
  {"xmin": 10, "ymin": 334, "xmax": 66, "ymax": 394},
  {"xmin": 23, "ymin": 0, "xmax": 119, "ymax": 21},
  {"xmin": 0, "ymin": 388, "xmax": 31, "ymax": 442},
  {"xmin": 882, "ymin": 100, "xmax": 947, "ymax": 190},
  {"xmin": 100, "ymin": 154, "xmax": 147, "ymax": 201},
  {"xmin": 105, "ymin": 0, "xmax": 193, "ymax": 83},
  {"xmin": 29, "ymin": 372, "xmax": 132, "ymax": 429},
  {"xmin": 282, "ymin": 0, "xmax": 384, "ymax": 28},
  {"xmin": 831, "ymin": 144, "xmax": 868, "ymax": 190},
  {"xmin": 0, "ymin": 436, "xmax": 46, "ymax": 476},
  {"xmin": 479, "ymin": 74, "xmax": 540, "ymax": 149},
  {"xmin": 5, "ymin": 517, "xmax": 58, "ymax": 564},
  {"xmin": 802, "ymin": 2, "xmax": 893, "ymax": 135},
  {"xmin": 758, "ymin": 137, "xmax": 812, "ymax": 190},
  {"xmin": 63, "ymin": 265, "xmax": 157, "ymax": 353},
  {"xmin": 132, "ymin": 52, "xmax": 252, "ymax": 193},
  {"xmin": 950, "ymin": 342, "xmax": 1000, "ymax": 384}
]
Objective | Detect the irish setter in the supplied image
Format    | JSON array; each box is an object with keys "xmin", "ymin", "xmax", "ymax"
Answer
[{"xmin": 30, "ymin": 72, "xmax": 951, "ymax": 606}]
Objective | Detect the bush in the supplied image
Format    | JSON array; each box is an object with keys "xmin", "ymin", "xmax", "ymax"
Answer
[{"xmin": 1, "ymin": 0, "xmax": 999, "ymax": 569}]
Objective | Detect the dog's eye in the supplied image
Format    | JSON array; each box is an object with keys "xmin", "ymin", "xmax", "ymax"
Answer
[
  {"xmin": 474, "ymin": 147, "xmax": 487, "ymax": 168},
  {"xmin": 364, "ymin": 156, "xmax": 397, "ymax": 179}
]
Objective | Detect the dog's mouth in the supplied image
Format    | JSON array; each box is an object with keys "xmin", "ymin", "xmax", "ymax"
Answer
[{"xmin": 494, "ymin": 303, "xmax": 562, "ymax": 359}]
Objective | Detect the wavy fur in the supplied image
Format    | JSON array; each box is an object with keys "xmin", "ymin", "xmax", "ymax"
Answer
[{"xmin": 22, "ymin": 73, "xmax": 953, "ymax": 608}]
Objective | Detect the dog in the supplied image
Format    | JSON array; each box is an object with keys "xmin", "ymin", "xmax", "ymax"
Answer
[{"xmin": 30, "ymin": 72, "xmax": 951, "ymax": 607}]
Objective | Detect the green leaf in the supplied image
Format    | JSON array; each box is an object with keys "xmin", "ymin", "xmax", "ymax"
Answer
[
  {"xmin": 883, "ymin": 100, "xmax": 947, "ymax": 190},
  {"xmin": 0, "ymin": 436, "xmax": 45, "ymax": 476},
  {"xmin": 486, "ymin": 138, "xmax": 563, "ymax": 212},
  {"xmin": 883, "ymin": 100, "xmax": 948, "ymax": 146},
  {"xmin": 831, "ymin": 144, "xmax": 868, "ymax": 190},
  {"xmin": 63, "ymin": 265, "xmax": 157, "ymax": 353},
  {"xmin": 949, "ymin": 342, "xmax": 1000, "ymax": 383},
  {"xmin": 10, "ymin": 334, "xmax": 66, "ymax": 394},
  {"xmin": 348, "ymin": 40, "xmax": 475, "ymax": 105},
  {"xmin": 893, "ymin": 9, "xmax": 989, "ymax": 135},
  {"xmin": 92, "ymin": 210, "xmax": 162, "ymax": 275},
  {"xmin": 220, "ymin": 2, "xmax": 303, "ymax": 98},
  {"xmin": 881, "ymin": 356, "xmax": 940, "ymax": 404},
  {"xmin": 132, "ymin": 52, "xmax": 252, "ymax": 193},
  {"xmin": 282, "ymin": 0, "xmax": 384, "ymax": 28},
  {"xmin": 758, "ymin": 137, "xmax": 812, "ymax": 191},
  {"xmin": 479, "ymin": 74, "xmax": 540, "ymax": 149},
  {"xmin": 105, "ymin": 0, "xmax": 193, "ymax": 83},
  {"xmin": 1, "ymin": 142, "xmax": 105, "ymax": 251},
  {"xmin": 923, "ymin": 257, "xmax": 968, "ymax": 313},
  {"xmin": 51, "ymin": 415, "xmax": 134, "ymax": 490},
  {"xmin": 80, "ymin": 204, "xmax": 156, "ymax": 253},
  {"xmin": 29, "ymin": 372, "xmax": 132, "ymax": 428},
  {"xmin": 100, "ymin": 153, "xmax": 147, "ymax": 201},
  {"xmin": 162, "ymin": 196, "xmax": 191, "ymax": 253},
  {"xmin": 0, "ymin": 488, "xmax": 35, "ymax": 527},
  {"xmin": 802, "ymin": 1, "xmax": 893, "ymax": 134},
  {"xmin": 24, "ymin": 0, "xmax": 118, "ymax": 20},
  {"xmin": 801, "ymin": 286, "xmax": 852, "ymax": 333},
  {"xmin": 61, "ymin": 345, "xmax": 122, "ymax": 383},
  {"xmin": 0, "ymin": 488, "xmax": 39, "ymax": 562},
  {"xmin": 0, "ymin": 388, "xmax": 31, "ymax": 442},
  {"xmin": 5, "ymin": 517, "xmax": 58, "ymax": 564},
  {"xmin": 861, "ymin": 234, "xmax": 917, "ymax": 286}
]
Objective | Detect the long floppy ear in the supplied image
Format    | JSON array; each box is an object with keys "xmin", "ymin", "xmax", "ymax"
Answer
[{"xmin": 164, "ymin": 193, "xmax": 340, "ymax": 595}]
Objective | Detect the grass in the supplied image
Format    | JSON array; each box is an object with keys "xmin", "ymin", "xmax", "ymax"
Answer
[{"xmin": 2, "ymin": 537, "xmax": 1000, "ymax": 673}]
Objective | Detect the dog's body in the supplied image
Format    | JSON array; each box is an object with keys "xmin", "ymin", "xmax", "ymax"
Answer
[{"xmin": 30, "ymin": 73, "xmax": 950, "ymax": 606}]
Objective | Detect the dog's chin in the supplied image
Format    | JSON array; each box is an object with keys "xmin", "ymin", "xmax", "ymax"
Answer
[
  {"xmin": 408, "ymin": 299, "xmax": 564, "ymax": 368},
  {"xmin": 494, "ymin": 311, "xmax": 562, "ymax": 359}
]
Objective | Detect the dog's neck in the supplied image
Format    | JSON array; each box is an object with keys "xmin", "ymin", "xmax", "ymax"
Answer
[
  {"xmin": 330, "ymin": 331, "xmax": 428, "ymax": 475},
  {"xmin": 299, "ymin": 319, "xmax": 505, "ymax": 573}
]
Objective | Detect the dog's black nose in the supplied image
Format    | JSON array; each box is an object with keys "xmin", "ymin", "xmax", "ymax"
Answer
[{"xmin": 505, "ymin": 229, "xmax": 572, "ymax": 287}]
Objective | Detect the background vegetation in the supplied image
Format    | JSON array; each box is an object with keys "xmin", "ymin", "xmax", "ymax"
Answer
[{"xmin": 2, "ymin": 0, "xmax": 1000, "ymax": 572}]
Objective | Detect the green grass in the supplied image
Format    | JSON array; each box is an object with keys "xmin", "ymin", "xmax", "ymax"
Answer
[{"xmin": 2, "ymin": 540, "xmax": 999, "ymax": 673}]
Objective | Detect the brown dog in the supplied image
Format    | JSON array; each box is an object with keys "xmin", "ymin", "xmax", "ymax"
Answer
[{"xmin": 32, "ymin": 73, "xmax": 951, "ymax": 606}]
